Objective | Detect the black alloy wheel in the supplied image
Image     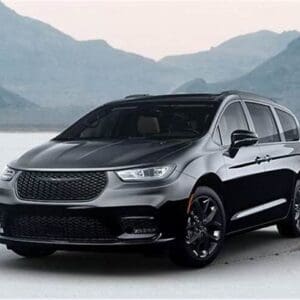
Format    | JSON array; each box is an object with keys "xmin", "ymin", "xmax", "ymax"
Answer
[
  {"xmin": 170, "ymin": 186, "xmax": 226, "ymax": 268},
  {"xmin": 278, "ymin": 180, "xmax": 300, "ymax": 237}
]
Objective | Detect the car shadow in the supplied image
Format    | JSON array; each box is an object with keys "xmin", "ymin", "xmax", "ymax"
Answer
[
  {"xmin": 0, "ymin": 227, "xmax": 295, "ymax": 276},
  {"xmin": 219, "ymin": 227, "xmax": 289, "ymax": 264}
]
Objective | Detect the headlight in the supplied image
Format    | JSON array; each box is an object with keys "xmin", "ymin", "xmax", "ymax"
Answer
[
  {"xmin": 0, "ymin": 166, "xmax": 16, "ymax": 181},
  {"xmin": 116, "ymin": 165, "xmax": 175, "ymax": 182}
]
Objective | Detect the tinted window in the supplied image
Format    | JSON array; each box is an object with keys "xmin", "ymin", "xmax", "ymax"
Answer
[
  {"xmin": 56, "ymin": 102, "xmax": 219, "ymax": 140},
  {"xmin": 219, "ymin": 102, "xmax": 249, "ymax": 145},
  {"xmin": 276, "ymin": 109, "xmax": 299, "ymax": 141},
  {"xmin": 213, "ymin": 126, "xmax": 222, "ymax": 145},
  {"xmin": 246, "ymin": 102, "xmax": 280, "ymax": 143}
]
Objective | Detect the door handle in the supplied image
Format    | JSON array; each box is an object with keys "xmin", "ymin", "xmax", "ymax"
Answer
[
  {"xmin": 255, "ymin": 155, "xmax": 272, "ymax": 164},
  {"xmin": 265, "ymin": 155, "xmax": 272, "ymax": 162},
  {"xmin": 255, "ymin": 156, "xmax": 265, "ymax": 164}
]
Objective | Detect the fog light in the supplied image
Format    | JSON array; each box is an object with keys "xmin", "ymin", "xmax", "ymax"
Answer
[{"xmin": 121, "ymin": 216, "xmax": 159, "ymax": 235}]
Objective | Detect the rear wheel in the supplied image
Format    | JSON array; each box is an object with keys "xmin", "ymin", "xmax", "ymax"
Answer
[
  {"xmin": 277, "ymin": 180, "xmax": 300, "ymax": 237},
  {"xmin": 9, "ymin": 246, "xmax": 55, "ymax": 258},
  {"xmin": 169, "ymin": 186, "xmax": 226, "ymax": 268}
]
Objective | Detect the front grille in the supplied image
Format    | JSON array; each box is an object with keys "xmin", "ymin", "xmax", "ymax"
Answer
[
  {"xmin": 6, "ymin": 213, "xmax": 115, "ymax": 242},
  {"xmin": 16, "ymin": 171, "xmax": 107, "ymax": 201}
]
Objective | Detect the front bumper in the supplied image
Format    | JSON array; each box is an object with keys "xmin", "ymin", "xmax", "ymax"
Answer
[
  {"xmin": 0, "ymin": 168, "xmax": 194, "ymax": 250},
  {"xmin": 0, "ymin": 202, "xmax": 186, "ymax": 249}
]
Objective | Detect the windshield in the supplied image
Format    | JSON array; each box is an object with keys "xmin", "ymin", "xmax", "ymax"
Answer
[{"xmin": 55, "ymin": 101, "xmax": 219, "ymax": 141}]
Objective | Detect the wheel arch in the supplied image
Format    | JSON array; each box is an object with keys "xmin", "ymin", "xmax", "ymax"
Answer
[
  {"xmin": 191, "ymin": 173, "xmax": 226, "ymax": 205},
  {"xmin": 291, "ymin": 171, "xmax": 300, "ymax": 200}
]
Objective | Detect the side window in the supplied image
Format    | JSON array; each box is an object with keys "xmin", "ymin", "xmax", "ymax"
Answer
[
  {"xmin": 276, "ymin": 109, "xmax": 299, "ymax": 141},
  {"xmin": 246, "ymin": 102, "xmax": 280, "ymax": 143},
  {"xmin": 213, "ymin": 126, "xmax": 222, "ymax": 145},
  {"xmin": 218, "ymin": 102, "xmax": 249, "ymax": 145}
]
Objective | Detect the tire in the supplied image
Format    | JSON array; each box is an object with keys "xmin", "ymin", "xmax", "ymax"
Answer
[
  {"xmin": 10, "ymin": 246, "xmax": 56, "ymax": 258},
  {"xmin": 277, "ymin": 180, "xmax": 300, "ymax": 238},
  {"xmin": 169, "ymin": 186, "xmax": 226, "ymax": 268}
]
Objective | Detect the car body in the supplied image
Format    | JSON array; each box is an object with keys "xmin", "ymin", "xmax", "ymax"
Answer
[{"xmin": 1, "ymin": 90, "xmax": 300, "ymax": 267}]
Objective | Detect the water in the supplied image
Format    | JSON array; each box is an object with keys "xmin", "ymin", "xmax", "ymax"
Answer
[{"xmin": 0, "ymin": 132, "xmax": 57, "ymax": 170}]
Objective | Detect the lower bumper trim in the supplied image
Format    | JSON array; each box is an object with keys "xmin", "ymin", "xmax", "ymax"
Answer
[{"xmin": 0, "ymin": 235, "xmax": 175, "ymax": 247}]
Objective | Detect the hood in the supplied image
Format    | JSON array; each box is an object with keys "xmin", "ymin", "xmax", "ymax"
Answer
[{"xmin": 11, "ymin": 138, "xmax": 194, "ymax": 170}]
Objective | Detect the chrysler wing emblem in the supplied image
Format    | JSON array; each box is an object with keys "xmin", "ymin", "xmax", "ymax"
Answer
[{"xmin": 37, "ymin": 177, "xmax": 82, "ymax": 183}]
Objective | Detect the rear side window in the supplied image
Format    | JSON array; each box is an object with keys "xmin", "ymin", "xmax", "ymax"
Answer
[
  {"xmin": 246, "ymin": 102, "xmax": 280, "ymax": 143},
  {"xmin": 276, "ymin": 109, "xmax": 299, "ymax": 141},
  {"xmin": 219, "ymin": 102, "xmax": 249, "ymax": 145}
]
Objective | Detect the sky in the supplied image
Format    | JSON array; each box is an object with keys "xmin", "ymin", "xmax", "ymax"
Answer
[{"xmin": 3, "ymin": 0, "xmax": 300, "ymax": 60}]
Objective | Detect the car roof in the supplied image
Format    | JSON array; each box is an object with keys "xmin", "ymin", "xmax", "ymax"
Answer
[
  {"xmin": 123, "ymin": 93, "xmax": 221, "ymax": 101},
  {"xmin": 105, "ymin": 90, "xmax": 276, "ymax": 106},
  {"xmin": 103, "ymin": 93, "xmax": 223, "ymax": 106},
  {"xmin": 99, "ymin": 90, "xmax": 297, "ymax": 117}
]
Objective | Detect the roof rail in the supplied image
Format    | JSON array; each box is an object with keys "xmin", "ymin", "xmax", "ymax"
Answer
[
  {"xmin": 125, "ymin": 94, "xmax": 151, "ymax": 99},
  {"xmin": 222, "ymin": 90, "xmax": 275, "ymax": 103}
]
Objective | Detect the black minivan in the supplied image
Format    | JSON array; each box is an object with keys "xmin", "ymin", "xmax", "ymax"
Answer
[{"xmin": 1, "ymin": 91, "xmax": 300, "ymax": 268}]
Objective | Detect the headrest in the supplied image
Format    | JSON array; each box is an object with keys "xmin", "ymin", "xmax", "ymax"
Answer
[{"xmin": 137, "ymin": 116, "xmax": 160, "ymax": 135}]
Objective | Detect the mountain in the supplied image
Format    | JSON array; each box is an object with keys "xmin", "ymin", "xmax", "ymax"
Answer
[
  {"xmin": 0, "ymin": 84, "xmax": 76, "ymax": 130},
  {"xmin": 0, "ymin": 105, "xmax": 89, "ymax": 131},
  {"xmin": 0, "ymin": 82, "xmax": 85, "ymax": 130},
  {"xmin": 160, "ymin": 30, "xmax": 300, "ymax": 83},
  {"xmin": 0, "ymin": 85, "xmax": 36, "ymax": 109},
  {"xmin": 0, "ymin": 1, "xmax": 189, "ymax": 107},
  {"xmin": 175, "ymin": 37, "xmax": 300, "ymax": 116}
]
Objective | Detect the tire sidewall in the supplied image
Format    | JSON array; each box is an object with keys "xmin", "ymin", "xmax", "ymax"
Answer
[
  {"xmin": 289, "ymin": 180, "xmax": 300, "ymax": 236},
  {"xmin": 171, "ymin": 186, "xmax": 226, "ymax": 268}
]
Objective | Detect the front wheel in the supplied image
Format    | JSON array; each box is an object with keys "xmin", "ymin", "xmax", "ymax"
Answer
[
  {"xmin": 169, "ymin": 186, "xmax": 226, "ymax": 268},
  {"xmin": 277, "ymin": 180, "xmax": 300, "ymax": 238},
  {"xmin": 9, "ymin": 246, "xmax": 56, "ymax": 258}
]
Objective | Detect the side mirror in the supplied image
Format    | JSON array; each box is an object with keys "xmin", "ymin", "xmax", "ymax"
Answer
[{"xmin": 227, "ymin": 129, "xmax": 258, "ymax": 157}]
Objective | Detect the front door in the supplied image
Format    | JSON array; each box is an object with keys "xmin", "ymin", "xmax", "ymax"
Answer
[{"xmin": 216, "ymin": 101, "xmax": 266, "ymax": 232}]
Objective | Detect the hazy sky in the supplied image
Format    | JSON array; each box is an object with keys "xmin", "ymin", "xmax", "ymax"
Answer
[{"xmin": 3, "ymin": 0, "xmax": 300, "ymax": 60}]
